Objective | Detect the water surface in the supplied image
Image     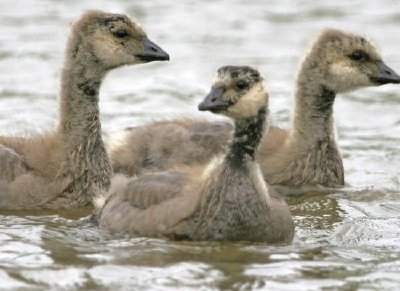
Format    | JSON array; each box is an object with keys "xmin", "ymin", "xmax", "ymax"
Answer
[{"xmin": 0, "ymin": 0, "xmax": 399, "ymax": 289}]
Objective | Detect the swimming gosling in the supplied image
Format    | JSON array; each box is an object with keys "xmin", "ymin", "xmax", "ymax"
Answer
[
  {"xmin": 95, "ymin": 66, "xmax": 294, "ymax": 243},
  {"xmin": 108, "ymin": 29, "xmax": 400, "ymax": 188},
  {"xmin": 0, "ymin": 10, "xmax": 169, "ymax": 210}
]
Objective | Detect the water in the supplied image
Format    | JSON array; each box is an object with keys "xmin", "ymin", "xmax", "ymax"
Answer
[{"xmin": 0, "ymin": 0, "xmax": 399, "ymax": 289}]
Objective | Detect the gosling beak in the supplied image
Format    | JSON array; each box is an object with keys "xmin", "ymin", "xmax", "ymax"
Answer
[
  {"xmin": 198, "ymin": 87, "xmax": 229, "ymax": 112},
  {"xmin": 371, "ymin": 61, "xmax": 400, "ymax": 85},
  {"xmin": 136, "ymin": 38, "xmax": 170, "ymax": 62}
]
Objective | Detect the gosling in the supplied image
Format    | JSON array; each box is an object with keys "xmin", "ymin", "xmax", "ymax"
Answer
[
  {"xmin": 95, "ymin": 66, "xmax": 294, "ymax": 243},
  {"xmin": 0, "ymin": 10, "xmax": 169, "ymax": 210},
  {"xmin": 108, "ymin": 29, "xmax": 400, "ymax": 189}
]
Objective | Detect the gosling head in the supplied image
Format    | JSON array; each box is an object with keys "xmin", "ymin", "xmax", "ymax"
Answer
[
  {"xmin": 198, "ymin": 66, "xmax": 268, "ymax": 119},
  {"xmin": 305, "ymin": 29, "xmax": 400, "ymax": 93},
  {"xmin": 70, "ymin": 10, "xmax": 169, "ymax": 69}
]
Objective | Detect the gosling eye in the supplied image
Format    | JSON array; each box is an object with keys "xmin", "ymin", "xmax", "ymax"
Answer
[
  {"xmin": 113, "ymin": 29, "xmax": 129, "ymax": 38},
  {"xmin": 235, "ymin": 80, "xmax": 248, "ymax": 90},
  {"xmin": 349, "ymin": 51, "xmax": 365, "ymax": 61}
]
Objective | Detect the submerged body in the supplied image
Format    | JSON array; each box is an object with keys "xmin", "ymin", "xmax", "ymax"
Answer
[
  {"xmin": 109, "ymin": 29, "xmax": 400, "ymax": 189},
  {"xmin": 96, "ymin": 66, "xmax": 294, "ymax": 243},
  {"xmin": 0, "ymin": 10, "xmax": 169, "ymax": 210}
]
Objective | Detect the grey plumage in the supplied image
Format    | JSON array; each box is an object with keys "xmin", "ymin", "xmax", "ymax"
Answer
[
  {"xmin": 0, "ymin": 145, "xmax": 27, "ymax": 182},
  {"xmin": 96, "ymin": 66, "xmax": 294, "ymax": 243},
  {"xmin": 108, "ymin": 29, "xmax": 400, "ymax": 188},
  {"xmin": 0, "ymin": 10, "xmax": 169, "ymax": 210}
]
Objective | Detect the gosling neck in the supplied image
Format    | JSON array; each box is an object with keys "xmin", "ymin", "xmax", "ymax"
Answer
[
  {"xmin": 290, "ymin": 65, "xmax": 336, "ymax": 145},
  {"xmin": 58, "ymin": 39, "xmax": 107, "ymax": 146},
  {"xmin": 55, "ymin": 36, "xmax": 112, "ymax": 206},
  {"xmin": 226, "ymin": 106, "xmax": 268, "ymax": 169}
]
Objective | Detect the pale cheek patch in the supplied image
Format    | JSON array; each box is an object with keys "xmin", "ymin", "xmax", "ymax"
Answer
[
  {"xmin": 92, "ymin": 33, "xmax": 137, "ymax": 67},
  {"xmin": 228, "ymin": 83, "xmax": 268, "ymax": 119},
  {"xmin": 329, "ymin": 62, "xmax": 371, "ymax": 92}
]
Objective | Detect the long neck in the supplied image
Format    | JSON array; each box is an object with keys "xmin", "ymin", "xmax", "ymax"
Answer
[
  {"xmin": 58, "ymin": 43, "xmax": 106, "ymax": 145},
  {"xmin": 226, "ymin": 106, "xmax": 268, "ymax": 169},
  {"xmin": 290, "ymin": 62, "xmax": 336, "ymax": 145},
  {"xmin": 55, "ymin": 35, "xmax": 112, "ymax": 205}
]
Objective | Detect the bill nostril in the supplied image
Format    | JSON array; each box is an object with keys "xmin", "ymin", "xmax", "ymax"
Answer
[
  {"xmin": 150, "ymin": 46, "xmax": 158, "ymax": 52},
  {"xmin": 385, "ymin": 70, "xmax": 392, "ymax": 75},
  {"xmin": 211, "ymin": 97, "xmax": 217, "ymax": 102}
]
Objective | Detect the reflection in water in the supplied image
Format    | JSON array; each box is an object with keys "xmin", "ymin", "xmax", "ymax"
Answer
[{"xmin": 0, "ymin": 0, "xmax": 400, "ymax": 289}]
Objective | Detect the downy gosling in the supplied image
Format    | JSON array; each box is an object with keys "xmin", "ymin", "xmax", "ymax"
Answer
[
  {"xmin": 0, "ymin": 10, "xmax": 169, "ymax": 210},
  {"xmin": 95, "ymin": 66, "xmax": 294, "ymax": 243},
  {"xmin": 109, "ymin": 29, "xmax": 400, "ymax": 189}
]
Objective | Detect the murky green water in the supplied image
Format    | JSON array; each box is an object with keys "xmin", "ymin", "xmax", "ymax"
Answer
[{"xmin": 0, "ymin": 0, "xmax": 399, "ymax": 289}]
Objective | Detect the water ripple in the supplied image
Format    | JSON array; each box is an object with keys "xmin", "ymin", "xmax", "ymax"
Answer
[{"xmin": 0, "ymin": 0, "xmax": 400, "ymax": 289}]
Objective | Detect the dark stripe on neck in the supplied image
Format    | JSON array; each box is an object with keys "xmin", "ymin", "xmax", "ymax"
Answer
[
  {"xmin": 78, "ymin": 80, "xmax": 101, "ymax": 102},
  {"xmin": 226, "ymin": 106, "xmax": 267, "ymax": 169},
  {"xmin": 315, "ymin": 86, "xmax": 335, "ymax": 112}
]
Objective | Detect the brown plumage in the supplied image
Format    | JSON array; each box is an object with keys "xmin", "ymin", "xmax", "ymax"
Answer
[
  {"xmin": 0, "ymin": 10, "xmax": 169, "ymax": 210},
  {"xmin": 96, "ymin": 66, "xmax": 294, "ymax": 243},
  {"xmin": 109, "ymin": 29, "xmax": 400, "ymax": 188}
]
